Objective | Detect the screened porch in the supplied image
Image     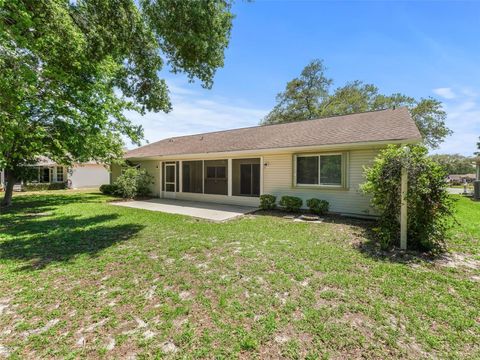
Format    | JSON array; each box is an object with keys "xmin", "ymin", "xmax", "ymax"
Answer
[{"xmin": 159, "ymin": 158, "xmax": 262, "ymax": 202}]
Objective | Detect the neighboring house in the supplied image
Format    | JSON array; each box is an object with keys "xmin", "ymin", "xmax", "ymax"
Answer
[
  {"xmin": 0, "ymin": 157, "xmax": 109, "ymax": 190},
  {"xmin": 447, "ymin": 174, "xmax": 477, "ymax": 185},
  {"xmin": 111, "ymin": 107, "xmax": 422, "ymax": 217}
]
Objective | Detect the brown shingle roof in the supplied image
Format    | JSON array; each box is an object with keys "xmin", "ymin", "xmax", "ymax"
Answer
[{"xmin": 126, "ymin": 107, "xmax": 421, "ymax": 159}]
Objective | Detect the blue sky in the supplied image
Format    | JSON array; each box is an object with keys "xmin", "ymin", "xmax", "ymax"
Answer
[{"xmin": 127, "ymin": 1, "xmax": 480, "ymax": 156}]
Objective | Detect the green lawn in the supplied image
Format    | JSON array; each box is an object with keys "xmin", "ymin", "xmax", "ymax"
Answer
[{"xmin": 0, "ymin": 191, "xmax": 478, "ymax": 359}]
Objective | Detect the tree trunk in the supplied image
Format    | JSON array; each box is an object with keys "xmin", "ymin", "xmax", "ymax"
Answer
[{"xmin": 1, "ymin": 171, "xmax": 15, "ymax": 207}]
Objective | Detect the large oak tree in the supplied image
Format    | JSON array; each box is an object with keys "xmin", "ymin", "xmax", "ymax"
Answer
[
  {"xmin": 0, "ymin": 0, "xmax": 234, "ymax": 206},
  {"xmin": 262, "ymin": 59, "xmax": 452, "ymax": 149}
]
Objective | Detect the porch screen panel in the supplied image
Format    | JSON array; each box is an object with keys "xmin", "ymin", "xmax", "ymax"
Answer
[
  {"xmin": 165, "ymin": 164, "xmax": 175, "ymax": 192},
  {"xmin": 204, "ymin": 160, "xmax": 228, "ymax": 195},
  {"xmin": 240, "ymin": 164, "xmax": 252, "ymax": 195},
  {"xmin": 161, "ymin": 163, "xmax": 164, "ymax": 191},
  {"xmin": 162, "ymin": 162, "xmax": 176, "ymax": 192},
  {"xmin": 176, "ymin": 161, "xmax": 180, "ymax": 191},
  {"xmin": 233, "ymin": 158, "xmax": 260, "ymax": 197},
  {"xmin": 252, "ymin": 163, "xmax": 260, "ymax": 195},
  {"xmin": 182, "ymin": 161, "xmax": 203, "ymax": 193}
]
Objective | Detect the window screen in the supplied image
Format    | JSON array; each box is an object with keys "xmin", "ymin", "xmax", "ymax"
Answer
[
  {"xmin": 233, "ymin": 158, "xmax": 260, "ymax": 197},
  {"xmin": 296, "ymin": 154, "xmax": 343, "ymax": 186},
  {"xmin": 320, "ymin": 155, "xmax": 342, "ymax": 185},
  {"xmin": 204, "ymin": 160, "xmax": 228, "ymax": 195},
  {"xmin": 182, "ymin": 161, "xmax": 203, "ymax": 193},
  {"xmin": 296, "ymin": 156, "xmax": 319, "ymax": 185}
]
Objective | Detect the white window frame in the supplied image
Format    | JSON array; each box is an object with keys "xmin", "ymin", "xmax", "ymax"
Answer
[
  {"xmin": 164, "ymin": 163, "xmax": 176, "ymax": 193},
  {"xmin": 56, "ymin": 166, "xmax": 64, "ymax": 182},
  {"xmin": 294, "ymin": 152, "xmax": 347, "ymax": 188}
]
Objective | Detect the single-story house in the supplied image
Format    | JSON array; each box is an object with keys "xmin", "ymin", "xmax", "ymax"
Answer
[
  {"xmin": 447, "ymin": 174, "xmax": 477, "ymax": 185},
  {"xmin": 0, "ymin": 157, "xmax": 110, "ymax": 190},
  {"xmin": 111, "ymin": 107, "xmax": 422, "ymax": 217}
]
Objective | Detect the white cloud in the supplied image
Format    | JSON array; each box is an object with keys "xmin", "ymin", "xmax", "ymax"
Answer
[
  {"xmin": 431, "ymin": 87, "xmax": 480, "ymax": 156},
  {"xmin": 433, "ymin": 87, "xmax": 456, "ymax": 99},
  {"xmin": 123, "ymin": 83, "xmax": 268, "ymax": 148}
]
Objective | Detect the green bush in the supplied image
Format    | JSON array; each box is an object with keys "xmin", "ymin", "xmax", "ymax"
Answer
[
  {"xmin": 279, "ymin": 196, "xmax": 303, "ymax": 212},
  {"xmin": 99, "ymin": 184, "xmax": 117, "ymax": 195},
  {"xmin": 22, "ymin": 182, "xmax": 67, "ymax": 191},
  {"xmin": 362, "ymin": 144, "xmax": 454, "ymax": 252},
  {"xmin": 113, "ymin": 168, "xmax": 153, "ymax": 199},
  {"xmin": 306, "ymin": 198, "xmax": 329, "ymax": 215},
  {"xmin": 259, "ymin": 194, "xmax": 276, "ymax": 210}
]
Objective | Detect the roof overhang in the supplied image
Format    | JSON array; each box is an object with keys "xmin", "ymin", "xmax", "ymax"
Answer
[{"xmin": 125, "ymin": 137, "xmax": 421, "ymax": 161}]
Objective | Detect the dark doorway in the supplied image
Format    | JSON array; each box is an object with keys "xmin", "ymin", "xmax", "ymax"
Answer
[
  {"xmin": 41, "ymin": 168, "xmax": 50, "ymax": 183},
  {"xmin": 233, "ymin": 158, "xmax": 260, "ymax": 197}
]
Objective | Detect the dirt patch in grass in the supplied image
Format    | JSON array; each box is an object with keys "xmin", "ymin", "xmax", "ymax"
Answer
[
  {"xmin": 1, "ymin": 192, "xmax": 479, "ymax": 358},
  {"xmin": 435, "ymin": 253, "xmax": 480, "ymax": 270}
]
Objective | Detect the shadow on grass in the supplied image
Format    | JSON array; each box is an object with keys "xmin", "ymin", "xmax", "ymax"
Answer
[
  {"xmin": 352, "ymin": 225, "xmax": 444, "ymax": 264},
  {"xmin": 254, "ymin": 209, "xmax": 436, "ymax": 264},
  {"xmin": 0, "ymin": 194, "xmax": 143, "ymax": 271},
  {"xmin": 0, "ymin": 192, "xmax": 103, "ymax": 216}
]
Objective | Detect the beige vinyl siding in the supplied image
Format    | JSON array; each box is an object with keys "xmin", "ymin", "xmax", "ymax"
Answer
[
  {"xmin": 69, "ymin": 164, "xmax": 109, "ymax": 188},
  {"xmin": 263, "ymin": 149, "xmax": 379, "ymax": 216},
  {"xmin": 110, "ymin": 164, "xmax": 122, "ymax": 183},
  {"xmin": 110, "ymin": 161, "xmax": 161, "ymax": 196},
  {"xmin": 139, "ymin": 160, "xmax": 161, "ymax": 197}
]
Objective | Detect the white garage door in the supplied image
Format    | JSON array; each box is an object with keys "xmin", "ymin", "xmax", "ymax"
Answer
[{"xmin": 69, "ymin": 165, "xmax": 110, "ymax": 189}]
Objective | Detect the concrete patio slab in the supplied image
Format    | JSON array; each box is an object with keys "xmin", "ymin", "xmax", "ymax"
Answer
[{"xmin": 111, "ymin": 198, "xmax": 257, "ymax": 221}]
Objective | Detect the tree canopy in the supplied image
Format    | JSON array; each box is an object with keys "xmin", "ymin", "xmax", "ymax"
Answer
[
  {"xmin": 262, "ymin": 59, "xmax": 452, "ymax": 149},
  {"xmin": 429, "ymin": 154, "xmax": 476, "ymax": 175},
  {"xmin": 0, "ymin": 0, "xmax": 234, "ymax": 205}
]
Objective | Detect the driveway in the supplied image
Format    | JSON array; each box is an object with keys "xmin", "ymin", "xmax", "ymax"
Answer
[
  {"xmin": 447, "ymin": 187, "xmax": 470, "ymax": 195},
  {"xmin": 111, "ymin": 198, "xmax": 257, "ymax": 221}
]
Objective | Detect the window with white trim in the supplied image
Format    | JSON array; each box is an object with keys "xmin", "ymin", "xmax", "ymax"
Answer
[
  {"xmin": 295, "ymin": 153, "xmax": 344, "ymax": 187},
  {"xmin": 56, "ymin": 166, "xmax": 64, "ymax": 182}
]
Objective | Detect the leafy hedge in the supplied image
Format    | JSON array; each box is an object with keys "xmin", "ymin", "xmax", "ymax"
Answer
[
  {"xmin": 99, "ymin": 184, "xmax": 117, "ymax": 195},
  {"xmin": 362, "ymin": 145, "xmax": 453, "ymax": 252},
  {"xmin": 22, "ymin": 182, "xmax": 67, "ymax": 191},
  {"xmin": 259, "ymin": 194, "xmax": 276, "ymax": 210},
  {"xmin": 113, "ymin": 168, "xmax": 153, "ymax": 199},
  {"xmin": 279, "ymin": 196, "xmax": 303, "ymax": 212},
  {"xmin": 306, "ymin": 198, "xmax": 329, "ymax": 215}
]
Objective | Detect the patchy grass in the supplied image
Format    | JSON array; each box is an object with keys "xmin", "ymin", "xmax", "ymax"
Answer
[
  {"xmin": 449, "ymin": 195, "xmax": 480, "ymax": 256},
  {"xmin": 0, "ymin": 191, "xmax": 479, "ymax": 359}
]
